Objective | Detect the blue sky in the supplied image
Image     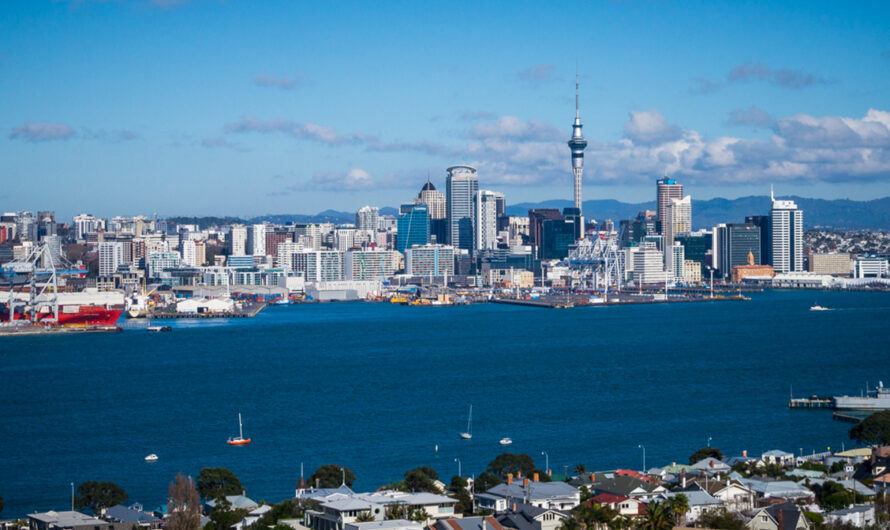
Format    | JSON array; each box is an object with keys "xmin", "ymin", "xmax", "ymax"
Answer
[{"xmin": 2, "ymin": 0, "xmax": 890, "ymax": 219}]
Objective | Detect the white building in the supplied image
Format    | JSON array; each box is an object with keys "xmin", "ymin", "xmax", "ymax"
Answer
[
  {"xmin": 355, "ymin": 206, "xmax": 379, "ymax": 231},
  {"xmin": 334, "ymin": 228, "xmax": 356, "ymax": 251},
  {"xmin": 344, "ymin": 249, "xmax": 395, "ymax": 281},
  {"xmin": 770, "ymin": 190, "xmax": 804, "ymax": 273},
  {"xmin": 249, "ymin": 224, "xmax": 266, "ymax": 256},
  {"xmin": 147, "ymin": 251, "xmax": 181, "ymax": 279},
  {"xmin": 670, "ymin": 242, "xmax": 685, "ymax": 282},
  {"xmin": 73, "ymin": 214, "xmax": 103, "ymax": 240},
  {"xmin": 664, "ymin": 195, "xmax": 691, "ymax": 272},
  {"xmin": 633, "ymin": 248, "xmax": 669, "ymax": 284},
  {"xmin": 98, "ymin": 242, "xmax": 123, "ymax": 276},
  {"xmin": 474, "ymin": 189, "xmax": 503, "ymax": 252},
  {"xmin": 277, "ymin": 240, "xmax": 298, "ymax": 270},
  {"xmin": 415, "ymin": 181, "xmax": 447, "ymax": 220},
  {"xmin": 854, "ymin": 256, "xmax": 888, "ymax": 278},
  {"xmin": 446, "ymin": 165, "xmax": 479, "ymax": 251},
  {"xmin": 180, "ymin": 239, "xmax": 197, "ymax": 267},
  {"xmin": 293, "ymin": 250, "xmax": 343, "ymax": 282},
  {"xmin": 229, "ymin": 224, "xmax": 248, "ymax": 256},
  {"xmin": 405, "ymin": 244, "xmax": 454, "ymax": 277}
]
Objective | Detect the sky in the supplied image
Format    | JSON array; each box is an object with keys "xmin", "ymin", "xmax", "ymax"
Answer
[{"xmin": 2, "ymin": 0, "xmax": 890, "ymax": 220}]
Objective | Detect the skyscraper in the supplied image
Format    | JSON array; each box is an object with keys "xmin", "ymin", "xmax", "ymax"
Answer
[
  {"xmin": 664, "ymin": 195, "xmax": 691, "ymax": 272},
  {"xmin": 474, "ymin": 190, "xmax": 503, "ymax": 252},
  {"xmin": 567, "ymin": 75, "xmax": 588, "ymax": 212},
  {"xmin": 446, "ymin": 165, "xmax": 479, "ymax": 251},
  {"xmin": 248, "ymin": 224, "xmax": 266, "ymax": 256},
  {"xmin": 770, "ymin": 188, "xmax": 804, "ymax": 273},
  {"xmin": 229, "ymin": 224, "xmax": 247, "ymax": 256},
  {"xmin": 355, "ymin": 206, "xmax": 379, "ymax": 231},
  {"xmin": 656, "ymin": 177, "xmax": 683, "ymax": 232},
  {"xmin": 397, "ymin": 203, "xmax": 430, "ymax": 253},
  {"xmin": 415, "ymin": 181, "xmax": 446, "ymax": 219}
]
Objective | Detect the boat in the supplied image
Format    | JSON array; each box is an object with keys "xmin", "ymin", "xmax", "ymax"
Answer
[
  {"xmin": 460, "ymin": 405, "xmax": 472, "ymax": 440},
  {"xmin": 810, "ymin": 304, "xmax": 830, "ymax": 311},
  {"xmin": 144, "ymin": 454, "xmax": 158, "ymax": 462},
  {"xmin": 227, "ymin": 413, "xmax": 251, "ymax": 445},
  {"xmin": 147, "ymin": 325, "xmax": 172, "ymax": 332},
  {"xmin": 833, "ymin": 381, "xmax": 890, "ymax": 410},
  {"xmin": 499, "ymin": 437, "xmax": 512, "ymax": 446},
  {"xmin": 0, "ymin": 289, "xmax": 124, "ymax": 327}
]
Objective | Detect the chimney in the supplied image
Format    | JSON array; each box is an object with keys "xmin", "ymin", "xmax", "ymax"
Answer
[
  {"xmin": 482, "ymin": 518, "xmax": 487, "ymax": 530},
  {"xmin": 743, "ymin": 450, "xmax": 748, "ymax": 458},
  {"xmin": 512, "ymin": 503, "xmax": 517, "ymax": 512},
  {"xmin": 523, "ymin": 478, "xmax": 530, "ymax": 488},
  {"xmin": 316, "ymin": 478, "xmax": 320, "ymax": 489},
  {"xmin": 777, "ymin": 508, "xmax": 784, "ymax": 530},
  {"xmin": 507, "ymin": 473, "xmax": 513, "ymax": 485},
  {"xmin": 590, "ymin": 473, "xmax": 596, "ymax": 483},
  {"xmin": 533, "ymin": 473, "xmax": 539, "ymax": 483},
  {"xmin": 682, "ymin": 474, "xmax": 686, "ymax": 488},
  {"xmin": 517, "ymin": 471, "xmax": 522, "ymax": 479}
]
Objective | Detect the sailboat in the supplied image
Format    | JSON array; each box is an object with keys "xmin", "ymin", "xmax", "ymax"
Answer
[
  {"xmin": 460, "ymin": 405, "xmax": 472, "ymax": 440},
  {"xmin": 227, "ymin": 413, "xmax": 251, "ymax": 445}
]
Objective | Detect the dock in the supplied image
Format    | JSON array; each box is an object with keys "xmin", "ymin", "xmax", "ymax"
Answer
[
  {"xmin": 149, "ymin": 302, "xmax": 266, "ymax": 319},
  {"xmin": 789, "ymin": 396, "xmax": 835, "ymax": 409},
  {"xmin": 832, "ymin": 411, "xmax": 865, "ymax": 423},
  {"xmin": 0, "ymin": 324, "xmax": 122, "ymax": 336}
]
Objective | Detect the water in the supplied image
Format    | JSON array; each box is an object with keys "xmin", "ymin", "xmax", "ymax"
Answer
[{"xmin": 1, "ymin": 289, "xmax": 888, "ymax": 517}]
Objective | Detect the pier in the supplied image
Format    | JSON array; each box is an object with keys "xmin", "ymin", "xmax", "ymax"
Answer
[
  {"xmin": 832, "ymin": 411, "xmax": 865, "ymax": 423},
  {"xmin": 149, "ymin": 302, "xmax": 266, "ymax": 319},
  {"xmin": 789, "ymin": 396, "xmax": 835, "ymax": 409}
]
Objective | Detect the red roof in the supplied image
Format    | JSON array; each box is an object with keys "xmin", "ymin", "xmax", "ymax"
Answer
[{"xmin": 590, "ymin": 493, "xmax": 630, "ymax": 505}]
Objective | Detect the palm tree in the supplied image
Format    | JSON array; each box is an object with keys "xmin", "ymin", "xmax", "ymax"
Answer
[
  {"xmin": 355, "ymin": 511, "xmax": 376, "ymax": 523},
  {"xmin": 640, "ymin": 501, "xmax": 673, "ymax": 530},
  {"xmin": 386, "ymin": 505, "xmax": 407, "ymax": 520},
  {"xmin": 558, "ymin": 517, "xmax": 582, "ymax": 530},
  {"xmin": 574, "ymin": 464, "xmax": 588, "ymax": 475},
  {"xmin": 667, "ymin": 494, "xmax": 690, "ymax": 526}
]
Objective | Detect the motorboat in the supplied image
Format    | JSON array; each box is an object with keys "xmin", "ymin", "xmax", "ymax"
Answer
[
  {"xmin": 499, "ymin": 437, "xmax": 513, "ymax": 446},
  {"xmin": 145, "ymin": 454, "xmax": 158, "ymax": 462},
  {"xmin": 810, "ymin": 304, "xmax": 830, "ymax": 311}
]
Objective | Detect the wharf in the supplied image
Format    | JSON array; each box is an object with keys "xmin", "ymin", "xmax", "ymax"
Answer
[
  {"xmin": 492, "ymin": 298, "xmax": 574, "ymax": 309},
  {"xmin": 492, "ymin": 294, "xmax": 748, "ymax": 309},
  {"xmin": 0, "ymin": 324, "xmax": 121, "ymax": 336},
  {"xmin": 833, "ymin": 411, "xmax": 866, "ymax": 423},
  {"xmin": 149, "ymin": 302, "xmax": 266, "ymax": 319},
  {"xmin": 789, "ymin": 396, "xmax": 835, "ymax": 409}
]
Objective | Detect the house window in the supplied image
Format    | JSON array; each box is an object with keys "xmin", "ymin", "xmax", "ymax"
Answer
[{"xmin": 761, "ymin": 516, "xmax": 768, "ymax": 522}]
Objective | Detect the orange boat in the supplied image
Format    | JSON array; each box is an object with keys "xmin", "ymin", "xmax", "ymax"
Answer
[{"xmin": 227, "ymin": 413, "xmax": 251, "ymax": 446}]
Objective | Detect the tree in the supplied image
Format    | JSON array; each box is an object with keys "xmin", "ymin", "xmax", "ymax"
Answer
[
  {"xmin": 74, "ymin": 481, "xmax": 128, "ymax": 514},
  {"xmin": 487, "ymin": 453, "xmax": 546, "ymax": 480},
  {"xmin": 475, "ymin": 472, "xmax": 503, "ymax": 493},
  {"xmin": 355, "ymin": 512, "xmax": 376, "ymax": 522},
  {"xmin": 404, "ymin": 467, "xmax": 440, "ymax": 493},
  {"xmin": 168, "ymin": 473, "xmax": 201, "ymax": 530},
  {"xmin": 255, "ymin": 499, "xmax": 303, "ymax": 527},
  {"xmin": 639, "ymin": 501, "xmax": 673, "ymax": 530},
  {"xmin": 449, "ymin": 475, "xmax": 468, "ymax": 492},
  {"xmin": 689, "ymin": 446, "xmax": 724, "ymax": 465},
  {"xmin": 697, "ymin": 508, "xmax": 745, "ymax": 530},
  {"xmin": 557, "ymin": 518, "xmax": 581, "ymax": 530},
  {"xmin": 454, "ymin": 489, "xmax": 473, "ymax": 516},
  {"xmin": 309, "ymin": 464, "xmax": 355, "ymax": 488},
  {"xmin": 850, "ymin": 410, "xmax": 890, "ymax": 445},
  {"xmin": 666, "ymin": 494, "xmax": 690, "ymax": 525},
  {"xmin": 799, "ymin": 461, "xmax": 826, "ymax": 472},
  {"xmin": 208, "ymin": 505, "xmax": 249, "ymax": 530},
  {"xmin": 814, "ymin": 480, "xmax": 855, "ymax": 511},
  {"xmin": 197, "ymin": 468, "xmax": 243, "ymax": 500},
  {"xmin": 573, "ymin": 464, "xmax": 587, "ymax": 475}
]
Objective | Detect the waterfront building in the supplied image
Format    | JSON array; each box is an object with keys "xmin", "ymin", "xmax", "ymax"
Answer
[
  {"xmin": 670, "ymin": 242, "xmax": 685, "ymax": 282},
  {"xmin": 529, "ymin": 209, "xmax": 563, "ymax": 257},
  {"xmin": 229, "ymin": 224, "xmax": 248, "ymax": 256},
  {"xmin": 344, "ymin": 249, "xmax": 395, "ymax": 281},
  {"xmin": 684, "ymin": 259, "xmax": 701, "ymax": 283},
  {"xmin": 732, "ymin": 251, "xmax": 775, "ymax": 283},
  {"xmin": 293, "ymin": 250, "xmax": 343, "ymax": 282},
  {"xmin": 415, "ymin": 181, "xmax": 446, "ymax": 219},
  {"xmin": 656, "ymin": 177, "xmax": 683, "ymax": 233},
  {"xmin": 770, "ymin": 190, "xmax": 804, "ymax": 273},
  {"xmin": 632, "ymin": 248, "xmax": 668, "ymax": 285},
  {"xmin": 405, "ymin": 244, "xmax": 454, "ymax": 278},
  {"xmin": 248, "ymin": 224, "xmax": 266, "ymax": 256},
  {"xmin": 809, "ymin": 253, "xmax": 852, "ymax": 276},
  {"xmin": 487, "ymin": 268, "xmax": 534, "ymax": 288},
  {"xmin": 98, "ymin": 241, "xmax": 123, "ymax": 276},
  {"xmin": 664, "ymin": 196, "xmax": 691, "ymax": 272},
  {"xmin": 745, "ymin": 215, "xmax": 771, "ymax": 266},
  {"xmin": 540, "ymin": 212, "xmax": 578, "ymax": 260},
  {"xmin": 397, "ymin": 203, "xmax": 430, "ymax": 253},
  {"xmin": 446, "ymin": 165, "xmax": 478, "ymax": 251},
  {"xmin": 674, "ymin": 231, "xmax": 711, "ymax": 278},
  {"xmin": 475, "ymin": 190, "xmax": 503, "ymax": 252},
  {"xmin": 854, "ymin": 256, "xmax": 889, "ymax": 278},
  {"xmin": 355, "ymin": 206, "xmax": 379, "ymax": 231},
  {"xmin": 716, "ymin": 223, "xmax": 761, "ymax": 278},
  {"xmin": 567, "ymin": 75, "xmax": 588, "ymax": 211}
]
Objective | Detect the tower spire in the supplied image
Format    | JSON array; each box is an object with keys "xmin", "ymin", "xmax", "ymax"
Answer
[
  {"xmin": 568, "ymin": 69, "xmax": 588, "ymax": 214},
  {"xmin": 575, "ymin": 71, "xmax": 580, "ymax": 119}
]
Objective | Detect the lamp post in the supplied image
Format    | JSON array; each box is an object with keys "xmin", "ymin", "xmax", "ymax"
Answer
[
  {"xmin": 541, "ymin": 451, "xmax": 549, "ymax": 475},
  {"xmin": 708, "ymin": 436, "xmax": 712, "ymax": 448},
  {"xmin": 71, "ymin": 481, "xmax": 74, "ymax": 511},
  {"xmin": 638, "ymin": 444, "xmax": 646, "ymax": 472},
  {"xmin": 709, "ymin": 267, "xmax": 714, "ymax": 298},
  {"xmin": 340, "ymin": 467, "xmax": 345, "ymax": 487},
  {"xmin": 455, "ymin": 458, "xmax": 462, "ymax": 478}
]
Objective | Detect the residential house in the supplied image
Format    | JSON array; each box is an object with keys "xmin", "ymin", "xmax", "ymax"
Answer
[
  {"xmin": 103, "ymin": 504, "xmax": 163, "ymax": 529},
  {"xmin": 305, "ymin": 497, "xmax": 383, "ymax": 530},
  {"xmin": 761, "ymin": 450, "xmax": 795, "ymax": 467},
  {"xmin": 806, "ymin": 478, "xmax": 876, "ymax": 498},
  {"xmin": 205, "ymin": 495, "xmax": 259, "ymax": 512},
  {"xmin": 825, "ymin": 505, "xmax": 875, "ymax": 528},
  {"xmin": 666, "ymin": 490, "xmax": 723, "ymax": 524},
  {"xmin": 588, "ymin": 494, "xmax": 646, "ymax": 518},
  {"xmin": 303, "ymin": 490, "xmax": 459, "ymax": 530},
  {"xmin": 344, "ymin": 521, "xmax": 424, "ymax": 530},
  {"xmin": 433, "ymin": 516, "xmax": 505, "ymax": 530},
  {"xmin": 738, "ymin": 478, "xmax": 814, "ymax": 502},
  {"xmin": 746, "ymin": 502, "xmax": 810, "ymax": 530},
  {"xmin": 589, "ymin": 476, "xmax": 668, "ymax": 502},
  {"xmin": 28, "ymin": 511, "xmax": 130, "ymax": 530},
  {"xmin": 683, "ymin": 479, "xmax": 756, "ymax": 513},
  {"xmin": 692, "ymin": 458, "xmax": 731, "ymax": 475},
  {"xmin": 234, "ymin": 505, "xmax": 273, "ymax": 530},
  {"xmin": 479, "ymin": 479, "xmax": 580, "ymax": 512},
  {"xmin": 496, "ymin": 503, "xmax": 569, "ymax": 530}
]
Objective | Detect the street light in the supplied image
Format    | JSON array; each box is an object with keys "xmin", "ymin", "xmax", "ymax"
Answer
[
  {"xmin": 541, "ymin": 451, "xmax": 549, "ymax": 475},
  {"xmin": 455, "ymin": 458, "xmax": 462, "ymax": 478},
  {"xmin": 708, "ymin": 436, "xmax": 712, "ymax": 448},
  {"xmin": 340, "ymin": 467, "xmax": 345, "ymax": 486},
  {"xmin": 638, "ymin": 444, "xmax": 646, "ymax": 472}
]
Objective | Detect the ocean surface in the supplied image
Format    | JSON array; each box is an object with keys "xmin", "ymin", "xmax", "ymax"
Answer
[{"xmin": 2, "ymin": 289, "xmax": 889, "ymax": 517}]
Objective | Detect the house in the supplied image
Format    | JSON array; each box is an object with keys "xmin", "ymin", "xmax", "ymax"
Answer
[
  {"xmin": 433, "ymin": 516, "xmax": 505, "ymax": 530},
  {"xmin": 588, "ymin": 494, "xmax": 646, "ymax": 518},
  {"xmin": 806, "ymin": 478, "xmax": 876, "ymax": 498},
  {"xmin": 496, "ymin": 503, "xmax": 569, "ymax": 530},
  {"xmin": 746, "ymin": 502, "xmax": 809, "ymax": 530},
  {"xmin": 825, "ymin": 505, "xmax": 875, "ymax": 528},
  {"xmin": 738, "ymin": 478, "xmax": 814, "ymax": 501},
  {"xmin": 761, "ymin": 451, "xmax": 795, "ymax": 467},
  {"xmin": 103, "ymin": 504, "xmax": 163, "ymax": 529},
  {"xmin": 691, "ymin": 458, "xmax": 731, "ymax": 475},
  {"xmin": 204, "ymin": 495, "xmax": 259, "ymax": 512},
  {"xmin": 303, "ymin": 490, "xmax": 459, "ymax": 530},
  {"xmin": 589, "ymin": 476, "xmax": 668, "ymax": 502},
  {"xmin": 785, "ymin": 470, "xmax": 824, "ymax": 481},
  {"xmin": 234, "ymin": 505, "xmax": 273, "ymax": 530},
  {"xmin": 479, "ymin": 479, "xmax": 580, "ymax": 512},
  {"xmin": 666, "ymin": 490, "xmax": 723, "ymax": 524},
  {"xmin": 344, "ymin": 521, "xmax": 424, "ymax": 530},
  {"xmin": 683, "ymin": 479, "xmax": 756, "ymax": 513},
  {"xmin": 28, "ymin": 511, "xmax": 129, "ymax": 530},
  {"xmin": 871, "ymin": 446, "xmax": 890, "ymax": 477}
]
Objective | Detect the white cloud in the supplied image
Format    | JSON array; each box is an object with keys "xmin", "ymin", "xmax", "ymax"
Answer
[
  {"xmin": 623, "ymin": 110, "xmax": 683, "ymax": 145},
  {"xmin": 9, "ymin": 122, "xmax": 75, "ymax": 142}
]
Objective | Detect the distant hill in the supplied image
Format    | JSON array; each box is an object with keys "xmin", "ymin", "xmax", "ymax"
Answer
[{"xmin": 507, "ymin": 196, "xmax": 890, "ymax": 230}]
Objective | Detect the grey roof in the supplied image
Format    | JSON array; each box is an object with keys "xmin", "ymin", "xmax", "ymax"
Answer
[
  {"xmin": 590, "ymin": 476, "xmax": 662, "ymax": 496},
  {"xmin": 346, "ymin": 521, "xmax": 423, "ymax": 530},
  {"xmin": 786, "ymin": 469, "xmax": 825, "ymax": 479},
  {"xmin": 829, "ymin": 505, "xmax": 873, "ymax": 516},
  {"xmin": 486, "ymin": 481, "xmax": 579, "ymax": 501},
  {"xmin": 739, "ymin": 478, "xmax": 813, "ymax": 498},
  {"xmin": 296, "ymin": 485, "xmax": 356, "ymax": 502},
  {"xmin": 322, "ymin": 498, "xmax": 373, "ymax": 511},
  {"xmin": 692, "ymin": 457, "xmax": 731, "ymax": 472},
  {"xmin": 105, "ymin": 504, "xmax": 162, "ymax": 524},
  {"xmin": 667, "ymin": 490, "xmax": 723, "ymax": 507},
  {"xmin": 498, "ymin": 513, "xmax": 537, "ymax": 530},
  {"xmin": 27, "ymin": 511, "xmax": 106, "ymax": 527},
  {"xmin": 205, "ymin": 495, "xmax": 259, "ymax": 510},
  {"xmin": 762, "ymin": 450, "xmax": 794, "ymax": 458},
  {"xmin": 435, "ymin": 516, "xmax": 503, "ymax": 530},
  {"xmin": 763, "ymin": 503, "xmax": 804, "ymax": 530},
  {"xmin": 807, "ymin": 478, "xmax": 876, "ymax": 497}
]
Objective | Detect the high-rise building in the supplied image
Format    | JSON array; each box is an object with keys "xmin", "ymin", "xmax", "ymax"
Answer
[
  {"xmin": 292, "ymin": 250, "xmax": 343, "ymax": 282},
  {"xmin": 664, "ymin": 195, "xmax": 692, "ymax": 271},
  {"xmin": 769, "ymin": 189, "xmax": 803, "ymax": 273},
  {"xmin": 745, "ymin": 215, "xmax": 771, "ymax": 267},
  {"xmin": 194, "ymin": 240, "xmax": 206, "ymax": 267},
  {"xmin": 180, "ymin": 239, "xmax": 197, "ymax": 267},
  {"xmin": 98, "ymin": 242, "xmax": 124, "ymax": 276},
  {"xmin": 355, "ymin": 206, "xmax": 379, "ymax": 231},
  {"xmin": 229, "ymin": 224, "xmax": 247, "ymax": 256},
  {"xmin": 405, "ymin": 244, "xmax": 455, "ymax": 278},
  {"xmin": 265, "ymin": 229, "xmax": 292, "ymax": 258},
  {"xmin": 633, "ymin": 248, "xmax": 668, "ymax": 285},
  {"xmin": 344, "ymin": 249, "xmax": 395, "ymax": 280},
  {"xmin": 567, "ymin": 75, "xmax": 588, "ymax": 211},
  {"xmin": 73, "ymin": 214, "xmax": 102, "ymax": 241},
  {"xmin": 446, "ymin": 165, "xmax": 479, "ymax": 251},
  {"xmin": 656, "ymin": 177, "xmax": 683, "ymax": 232},
  {"xmin": 528, "ymin": 209, "xmax": 563, "ymax": 255},
  {"xmin": 716, "ymin": 223, "xmax": 761, "ymax": 278},
  {"xmin": 415, "ymin": 181, "xmax": 446, "ymax": 219},
  {"xmin": 397, "ymin": 203, "xmax": 430, "ymax": 253},
  {"xmin": 474, "ymin": 190, "xmax": 503, "ymax": 252},
  {"xmin": 248, "ymin": 224, "xmax": 266, "ymax": 256}
]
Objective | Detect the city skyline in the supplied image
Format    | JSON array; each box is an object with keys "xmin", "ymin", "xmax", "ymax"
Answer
[{"xmin": 3, "ymin": 1, "xmax": 890, "ymax": 218}]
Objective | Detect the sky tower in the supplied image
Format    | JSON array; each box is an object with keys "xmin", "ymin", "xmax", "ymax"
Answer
[{"xmin": 567, "ymin": 75, "xmax": 588, "ymax": 211}]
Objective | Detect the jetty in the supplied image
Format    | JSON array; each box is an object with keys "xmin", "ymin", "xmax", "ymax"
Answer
[
  {"xmin": 789, "ymin": 396, "xmax": 835, "ymax": 409},
  {"xmin": 0, "ymin": 324, "xmax": 122, "ymax": 336},
  {"xmin": 149, "ymin": 302, "xmax": 266, "ymax": 319}
]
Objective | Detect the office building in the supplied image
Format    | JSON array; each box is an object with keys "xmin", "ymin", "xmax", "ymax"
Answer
[
  {"xmin": 405, "ymin": 244, "xmax": 455, "ymax": 278},
  {"xmin": 446, "ymin": 165, "xmax": 478, "ymax": 251},
  {"xmin": 229, "ymin": 224, "xmax": 247, "ymax": 256},
  {"xmin": 633, "ymin": 248, "xmax": 668, "ymax": 284},
  {"xmin": 716, "ymin": 223, "xmax": 761, "ymax": 278},
  {"xmin": 248, "ymin": 224, "xmax": 266, "ymax": 256},
  {"xmin": 98, "ymin": 242, "xmax": 124, "ymax": 276},
  {"xmin": 355, "ymin": 206, "xmax": 379, "ymax": 231},
  {"xmin": 745, "ymin": 215, "xmax": 771, "ymax": 266},
  {"xmin": 656, "ymin": 177, "xmax": 683, "ymax": 232},
  {"xmin": 854, "ymin": 257, "xmax": 888, "ymax": 278},
  {"xmin": 344, "ymin": 249, "xmax": 396, "ymax": 281},
  {"xmin": 180, "ymin": 239, "xmax": 197, "ymax": 267},
  {"xmin": 664, "ymin": 196, "xmax": 691, "ymax": 271},
  {"xmin": 397, "ymin": 203, "xmax": 430, "ymax": 253},
  {"xmin": 415, "ymin": 181, "xmax": 446, "ymax": 219},
  {"xmin": 73, "ymin": 214, "xmax": 103, "ymax": 240},
  {"xmin": 770, "ymin": 189, "xmax": 804, "ymax": 273},
  {"xmin": 474, "ymin": 190, "xmax": 503, "ymax": 252},
  {"xmin": 529, "ymin": 209, "xmax": 563, "ymax": 255},
  {"xmin": 539, "ymin": 211, "xmax": 579, "ymax": 260},
  {"xmin": 809, "ymin": 253, "xmax": 852, "ymax": 276},
  {"xmin": 293, "ymin": 250, "xmax": 344, "ymax": 282},
  {"xmin": 147, "ymin": 251, "xmax": 181, "ymax": 279},
  {"xmin": 670, "ymin": 242, "xmax": 685, "ymax": 281}
]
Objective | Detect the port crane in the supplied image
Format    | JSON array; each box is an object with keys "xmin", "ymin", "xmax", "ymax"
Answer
[
  {"xmin": 0, "ymin": 243, "xmax": 61, "ymax": 324},
  {"xmin": 565, "ymin": 231, "xmax": 624, "ymax": 293}
]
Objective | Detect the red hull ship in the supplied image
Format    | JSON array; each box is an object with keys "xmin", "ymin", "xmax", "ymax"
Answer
[{"xmin": 3, "ymin": 305, "xmax": 123, "ymax": 327}]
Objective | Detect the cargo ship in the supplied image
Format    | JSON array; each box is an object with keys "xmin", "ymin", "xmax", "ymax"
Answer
[
  {"xmin": 833, "ymin": 381, "xmax": 890, "ymax": 410},
  {"xmin": 1, "ymin": 289, "xmax": 124, "ymax": 327}
]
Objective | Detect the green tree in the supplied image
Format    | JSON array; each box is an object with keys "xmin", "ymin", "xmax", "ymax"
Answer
[
  {"xmin": 74, "ymin": 481, "xmax": 128, "ymax": 513},
  {"xmin": 208, "ymin": 505, "xmax": 248, "ymax": 530},
  {"xmin": 475, "ymin": 471, "xmax": 503, "ymax": 492},
  {"xmin": 168, "ymin": 473, "xmax": 201, "ymax": 530},
  {"xmin": 814, "ymin": 480, "xmax": 855, "ymax": 511},
  {"xmin": 639, "ymin": 500, "xmax": 673, "ymax": 530},
  {"xmin": 309, "ymin": 464, "xmax": 356, "ymax": 488},
  {"xmin": 799, "ymin": 461, "xmax": 827, "ymax": 472},
  {"xmin": 804, "ymin": 511, "xmax": 825, "ymax": 526},
  {"xmin": 355, "ymin": 512, "xmax": 376, "ymax": 522},
  {"xmin": 486, "ymin": 453, "xmax": 547, "ymax": 480},
  {"xmin": 557, "ymin": 518, "xmax": 581, "ymax": 530},
  {"xmin": 689, "ymin": 446, "xmax": 724, "ymax": 465},
  {"xmin": 829, "ymin": 461, "xmax": 846, "ymax": 474},
  {"xmin": 449, "ymin": 475, "xmax": 468, "ymax": 492},
  {"xmin": 197, "ymin": 468, "xmax": 243, "ymax": 500},
  {"xmin": 666, "ymin": 494, "xmax": 690, "ymax": 525},
  {"xmin": 255, "ymin": 499, "xmax": 303, "ymax": 527},
  {"xmin": 850, "ymin": 410, "xmax": 890, "ymax": 445},
  {"xmin": 697, "ymin": 509, "xmax": 745, "ymax": 530},
  {"xmin": 573, "ymin": 464, "xmax": 587, "ymax": 475},
  {"xmin": 454, "ymin": 489, "xmax": 473, "ymax": 516},
  {"xmin": 404, "ymin": 467, "xmax": 440, "ymax": 493}
]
